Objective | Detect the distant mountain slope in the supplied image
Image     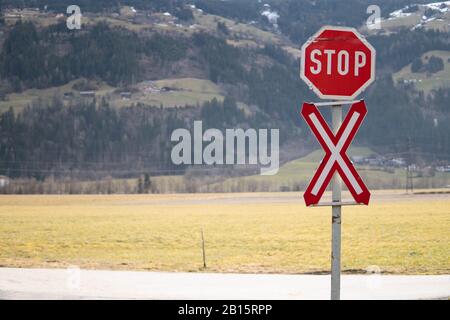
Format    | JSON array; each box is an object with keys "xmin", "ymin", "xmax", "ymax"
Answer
[
  {"xmin": 360, "ymin": 1, "xmax": 450, "ymax": 33},
  {"xmin": 0, "ymin": 0, "xmax": 448, "ymax": 181},
  {"xmin": 394, "ymin": 50, "xmax": 450, "ymax": 94}
]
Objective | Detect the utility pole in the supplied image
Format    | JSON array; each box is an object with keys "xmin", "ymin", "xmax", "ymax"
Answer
[{"xmin": 406, "ymin": 137, "xmax": 414, "ymax": 193}]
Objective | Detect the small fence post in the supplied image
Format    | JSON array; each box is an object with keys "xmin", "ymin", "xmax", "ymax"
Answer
[{"xmin": 201, "ymin": 228, "xmax": 206, "ymax": 269}]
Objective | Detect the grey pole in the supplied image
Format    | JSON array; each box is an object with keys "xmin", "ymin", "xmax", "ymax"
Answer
[{"xmin": 331, "ymin": 105, "xmax": 342, "ymax": 300}]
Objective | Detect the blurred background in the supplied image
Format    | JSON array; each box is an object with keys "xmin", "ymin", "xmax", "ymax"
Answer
[{"xmin": 0, "ymin": 0, "xmax": 448, "ymax": 194}]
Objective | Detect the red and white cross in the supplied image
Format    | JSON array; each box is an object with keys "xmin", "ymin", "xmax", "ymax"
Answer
[{"xmin": 301, "ymin": 101, "xmax": 371, "ymax": 206}]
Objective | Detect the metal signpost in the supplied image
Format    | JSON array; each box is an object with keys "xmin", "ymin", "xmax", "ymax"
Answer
[{"xmin": 299, "ymin": 26, "xmax": 376, "ymax": 300}]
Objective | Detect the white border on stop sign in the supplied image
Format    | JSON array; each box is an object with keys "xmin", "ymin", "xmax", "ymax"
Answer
[{"xmin": 300, "ymin": 25, "xmax": 377, "ymax": 101}]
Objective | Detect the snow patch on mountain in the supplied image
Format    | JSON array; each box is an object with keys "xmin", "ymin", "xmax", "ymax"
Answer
[
  {"xmin": 389, "ymin": 9, "xmax": 413, "ymax": 19},
  {"xmin": 424, "ymin": 1, "xmax": 450, "ymax": 12},
  {"xmin": 389, "ymin": 1, "xmax": 450, "ymax": 19},
  {"xmin": 386, "ymin": 1, "xmax": 450, "ymax": 30},
  {"xmin": 261, "ymin": 10, "xmax": 279, "ymax": 24},
  {"xmin": 260, "ymin": 3, "xmax": 280, "ymax": 29}
]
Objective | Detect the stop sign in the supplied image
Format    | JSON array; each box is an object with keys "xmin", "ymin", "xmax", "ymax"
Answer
[{"xmin": 300, "ymin": 26, "xmax": 376, "ymax": 100}]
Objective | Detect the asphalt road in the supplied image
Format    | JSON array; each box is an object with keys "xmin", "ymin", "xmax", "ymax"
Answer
[{"xmin": 0, "ymin": 268, "xmax": 448, "ymax": 300}]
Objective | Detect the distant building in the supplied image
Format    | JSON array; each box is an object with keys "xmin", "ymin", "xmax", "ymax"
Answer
[
  {"xmin": 368, "ymin": 157, "xmax": 384, "ymax": 166},
  {"xmin": 120, "ymin": 92, "xmax": 132, "ymax": 100},
  {"xmin": 437, "ymin": 165, "xmax": 450, "ymax": 173},
  {"xmin": 79, "ymin": 91, "xmax": 96, "ymax": 98},
  {"xmin": 63, "ymin": 92, "xmax": 74, "ymax": 99},
  {"xmin": 142, "ymin": 81, "xmax": 161, "ymax": 94},
  {"xmin": 0, "ymin": 176, "xmax": 10, "ymax": 188},
  {"xmin": 350, "ymin": 156, "xmax": 366, "ymax": 164},
  {"xmin": 391, "ymin": 158, "xmax": 406, "ymax": 167}
]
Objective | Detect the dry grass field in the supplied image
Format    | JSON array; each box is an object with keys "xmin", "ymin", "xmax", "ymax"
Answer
[{"xmin": 0, "ymin": 191, "xmax": 448, "ymax": 275}]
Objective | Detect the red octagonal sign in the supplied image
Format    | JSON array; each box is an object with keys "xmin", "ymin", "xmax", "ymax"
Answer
[{"xmin": 300, "ymin": 26, "xmax": 376, "ymax": 100}]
